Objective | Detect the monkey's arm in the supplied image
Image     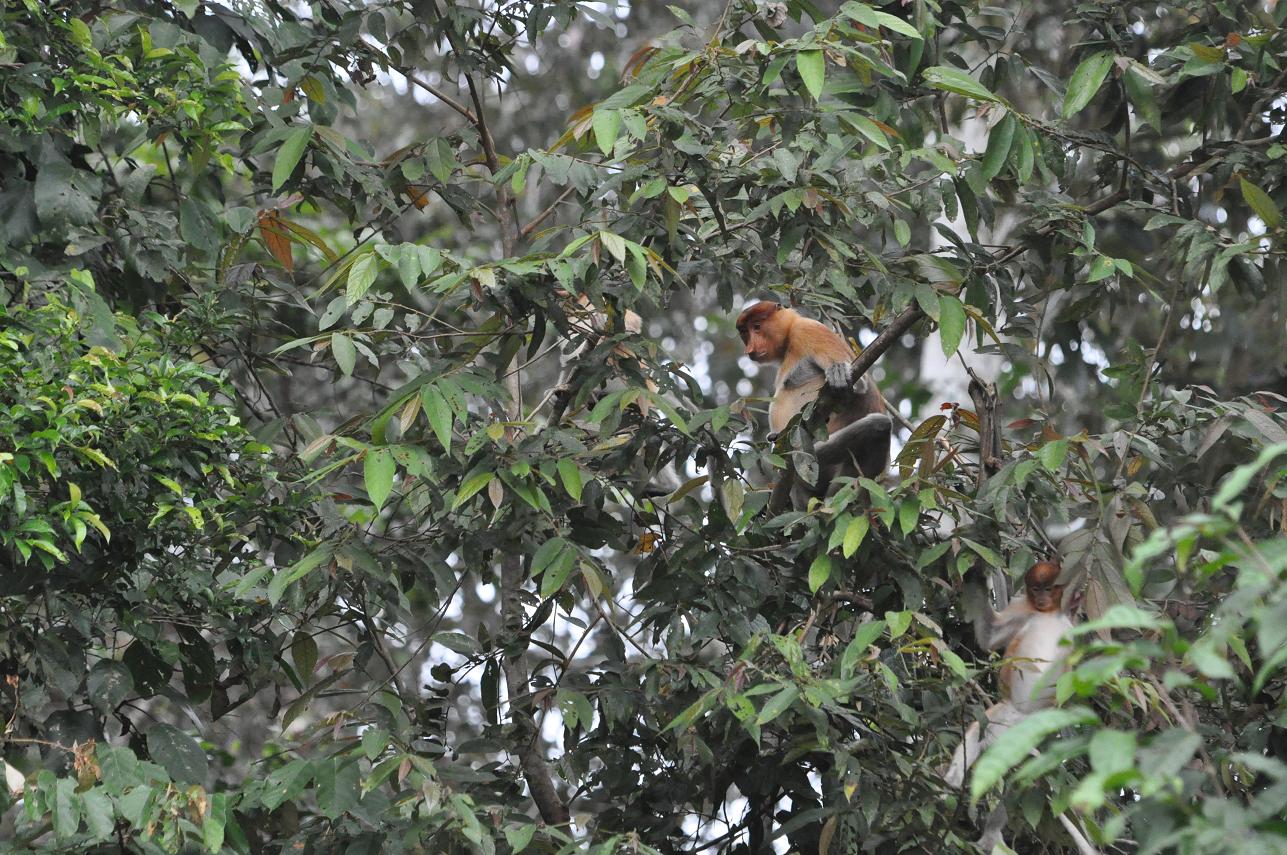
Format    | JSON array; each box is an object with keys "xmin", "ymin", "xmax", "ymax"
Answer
[
  {"xmin": 780, "ymin": 353, "xmax": 870, "ymax": 399},
  {"xmin": 977, "ymin": 603, "xmax": 1029, "ymax": 650},
  {"xmin": 784, "ymin": 320, "xmax": 867, "ymax": 394}
]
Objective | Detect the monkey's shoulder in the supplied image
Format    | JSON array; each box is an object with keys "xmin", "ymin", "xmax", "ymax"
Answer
[{"xmin": 789, "ymin": 318, "xmax": 852, "ymax": 358}]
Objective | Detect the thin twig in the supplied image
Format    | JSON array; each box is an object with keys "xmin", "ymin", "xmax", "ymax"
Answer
[{"xmin": 521, "ymin": 186, "xmax": 577, "ymax": 237}]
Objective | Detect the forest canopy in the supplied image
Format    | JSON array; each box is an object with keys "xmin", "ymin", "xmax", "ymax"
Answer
[{"xmin": 1, "ymin": 0, "xmax": 1286, "ymax": 852}]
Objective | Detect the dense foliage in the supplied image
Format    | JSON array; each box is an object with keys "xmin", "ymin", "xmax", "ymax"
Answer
[{"xmin": 1, "ymin": 0, "xmax": 1285, "ymax": 852}]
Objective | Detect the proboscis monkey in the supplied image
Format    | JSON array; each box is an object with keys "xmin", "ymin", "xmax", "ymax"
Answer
[
  {"xmin": 944, "ymin": 560, "xmax": 1075, "ymax": 789},
  {"xmin": 735, "ymin": 301, "xmax": 892, "ymax": 498}
]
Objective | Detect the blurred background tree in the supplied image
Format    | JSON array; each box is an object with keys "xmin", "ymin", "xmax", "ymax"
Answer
[{"xmin": 1, "ymin": 0, "xmax": 1285, "ymax": 852}]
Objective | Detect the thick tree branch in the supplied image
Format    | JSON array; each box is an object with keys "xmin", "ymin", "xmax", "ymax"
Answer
[{"xmin": 967, "ymin": 368, "xmax": 1002, "ymax": 490}]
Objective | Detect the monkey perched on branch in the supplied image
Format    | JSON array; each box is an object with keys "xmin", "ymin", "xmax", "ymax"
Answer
[{"xmin": 735, "ymin": 301, "xmax": 892, "ymax": 507}]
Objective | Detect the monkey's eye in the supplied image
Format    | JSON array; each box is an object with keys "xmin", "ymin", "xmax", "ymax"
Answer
[{"xmin": 753, "ymin": 323, "xmax": 762, "ymax": 331}]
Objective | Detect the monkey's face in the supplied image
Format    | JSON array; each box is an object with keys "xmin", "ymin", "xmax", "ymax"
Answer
[
  {"xmin": 736, "ymin": 302, "xmax": 783, "ymax": 363},
  {"xmin": 1027, "ymin": 581, "xmax": 1064, "ymax": 613}
]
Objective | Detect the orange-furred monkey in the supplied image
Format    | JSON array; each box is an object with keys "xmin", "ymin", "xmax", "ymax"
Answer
[
  {"xmin": 944, "ymin": 561, "xmax": 1075, "ymax": 789},
  {"xmin": 735, "ymin": 302, "xmax": 892, "ymax": 496}
]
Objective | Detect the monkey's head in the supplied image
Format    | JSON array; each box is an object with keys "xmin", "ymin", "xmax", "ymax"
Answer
[
  {"xmin": 1024, "ymin": 560, "xmax": 1064, "ymax": 612},
  {"xmin": 736, "ymin": 301, "xmax": 788, "ymax": 363}
]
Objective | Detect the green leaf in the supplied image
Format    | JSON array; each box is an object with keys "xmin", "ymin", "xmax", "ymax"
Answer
[
  {"xmin": 755, "ymin": 685, "xmax": 799, "ymax": 725},
  {"xmin": 331, "ymin": 332, "xmax": 356, "ymax": 377},
  {"xmin": 593, "ymin": 109, "xmax": 621, "ymax": 156},
  {"xmin": 840, "ymin": 4, "xmax": 923, "ymax": 41},
  {"xmin": 842, "ymin": 514, "xmax": 870, "ymax": 558},
  {"xmin": 885, "ymin": 610, "xmax": 912, "ymax": 638},
  {"xmin": 51, "ymin": 778, "xmax": 79, "ymax": 839},
  {"xmin": 796, "ymin": 49, "xmax": 825, "ymax": 100},
  {"xmin": 540, "ymin": 549, "xmax": 577, "ymax": 597},
  {"xmin": 395, "ymin": 246, "xmax": 420, "ymax": 289},
  {"xmin": 147, "ymin": 724, "xmax": 209, "ymax": 785},
  {"xmin": 938, "ymin": 294, "xmax": 966, "ymax": 359},
  {"xmin": 839, "ymin": 620, "xmax": 886, "ymax": 675},
  {"xmin": 557, "ymin": 458, "xmax": 583, "ymax": 501},
  {"xmin": 266, "ymin": 545, "xmax": 333, "ymax": 605},
  {"xmin": 922, "ymin": 66, "xmax": 1001, "ymax": 103},
  {"xmin": 971, "ymin": 708, "xmax": 1094, "ymax": 799},
  {"xmin": 1037, "ymin": 438, "xmax": 1069, "ymax": 471},
  {"xmin": 362, "ymin": 728, "xmax": 389, "ymax": 760},
  {"xmin": 980, "ymin": 113, "xmax": 1016, "ymax": 181},
  {"xmin": 272, "ymin": 126, "xmax": 312, "ymax": 191},
  {"xmin": 599, "ymin": 230, "xmax": 627, "ymax": 262},
  {"xmin": 1088, "ymin": 729, "xmax": 1135, "ymax": 776},
  {"xmin": 421, "ymin": 387, "xmax": 454, "ymax": 451},
  {"xmin": 291, "ymin": 631, "xmax": 319, "ymax": 678},
  {"xmin": 87, "ymin": 660, "xmax": 133, "ymax": 712},
  {"xmin": 364, "ymin": 447, "xmax": 396, "ymax": 510},
  {"xmin": 808, "ymin": 554, "xmax": 833, "ymax": 592},
  {"xmin": 1123, "ymin": 66, "xmax": 1162, "ymax": 130},
  {"xmin": 202, "ymin": 793, "xmax": 227, "ymax": 850},
  {"xmin": 1240, "ymin": 177, "xmax": 1283, "ymax": 229},
  {"xmin": 428, "ymin": 137, "xmax": 455, "ymax": 183},
  {"xmin": 81, "ymin": 788, "xmax": 114, "ymax": 841},
  {"xmin": 346, "ymin": 252, "xmax": 379, "ymax": 305},
  {"xmin": 505, "ymin": 825, "xmax": 538, "ymax": 854},
  {"xmin": 452, "ymin": 470, "xmax": 495, "ymax": 510},
  {"xmin": 1062, "ymin": 52, "xmax": 1114, "ymax": 118},
  {"xmin": 625, "ymin": 245, "xmax": 647, "ymax": 289},
  {"xmin": 531, "ymin": 537, "xmax": 568, "ymax": 577}
]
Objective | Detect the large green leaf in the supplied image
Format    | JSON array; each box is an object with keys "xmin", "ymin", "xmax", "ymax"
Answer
[
  {"xmin": 797, "ymin": 49, "xmax": 826, "ymax": 99},
  {"xmin": 1062, "ymin": 52, "xmax": 1114, "ymax": 118}
]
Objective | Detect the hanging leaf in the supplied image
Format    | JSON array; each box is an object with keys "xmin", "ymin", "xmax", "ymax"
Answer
[
  {"xmin": 796, "ymin": 49, "xmax": 825, "ymax": 99},
  {"xmin": 364, "ymin": 447, "xmax": 396, "ymax": 510},
  {"xmin": 1062, "ymin": 51, "xmax": 1114, "ymax": 118},
  {"xmin": 971, "ymin": 708, "xmax": 1096, "ymax": 799},
  {"xmin": 346, "ymin": 252, "xmax": 379, "ymax": 305},
  {"xmin": 808, "ymin": 554, "xmax": 833, "ymax": 592},
  {"xmin": 842, "ymin": 514, "xmax": 870, "ymax": 558},
  {"xmin": 593, "ymin": 109, "xmax": 621, "ymax": 156},
  {"xmin": 938, "ymin": 293, "xmax": 967, "ymax": 359},
  {"xmin": 331, "ymin": 333, "xmax": 356, "ymax": 376},
  {"xmin": 1239, "ymin": 177, "xmax": 1282, "ymax": 228},
  {"xmin": 272, "ymin": 125, "xmax": 312, "ymax": 191},
  {"xmin": 980, "ymin": 113, "xmax": 1016, "ymax": 181}
]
